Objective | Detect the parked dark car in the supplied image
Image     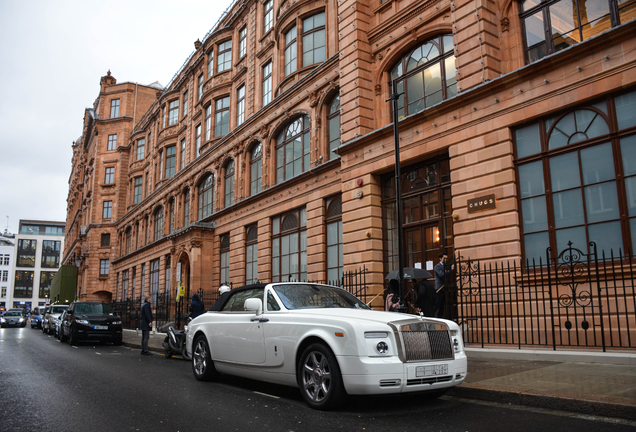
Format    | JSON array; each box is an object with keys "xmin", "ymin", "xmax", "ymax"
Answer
[
  {"xmin": 59, "ymin": 302, "xmax": 123, "ymax": 345},
  {"xmin": 1, "ymin": 311, "xmax": 27, "ymax": 328}
]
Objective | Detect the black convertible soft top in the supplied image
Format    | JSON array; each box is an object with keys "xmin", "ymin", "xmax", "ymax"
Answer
[{"xmin": 208, "ymin": 283, "xmax": 267, "ymax": 311}]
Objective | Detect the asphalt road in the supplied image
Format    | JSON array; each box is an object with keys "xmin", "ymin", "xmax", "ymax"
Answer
[{"xmin": 1, "ymin": 327, "xmax": 633, "ymax": 432}]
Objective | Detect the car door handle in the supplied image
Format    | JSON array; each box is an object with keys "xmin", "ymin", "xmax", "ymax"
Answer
[{"xmin": 250, "ymin": 317, "xmax": 269, "ymax": 322}]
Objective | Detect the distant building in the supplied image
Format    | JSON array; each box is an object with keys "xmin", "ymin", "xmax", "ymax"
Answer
[
  {"xmin": 0, "ymin": 231, "xmax": 15, "ymax": 311},
  {"xmin": 7, "ymin": 220, "xmax": 65, "ymax": 312},
  {"xmin": 62, "ymin": 0, "xmax": 636, "ymax": 313}
]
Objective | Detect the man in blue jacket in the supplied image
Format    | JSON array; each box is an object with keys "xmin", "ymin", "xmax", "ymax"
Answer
[
  {"xmin": 189, "ymin": 293, "xmax": 205, "ymax": 319},
  {"xmin": 140, "ymin": 296, "xmax": 153, "ymax": 356}
]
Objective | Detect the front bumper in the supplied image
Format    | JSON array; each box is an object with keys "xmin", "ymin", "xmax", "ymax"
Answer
[
  {"xmin": 337, "ymin": 353, "xmax": 467, "ymax": 395},
  {"xmin": 73, "ymin": 324, "xmax": 123, "ymax": 341}
]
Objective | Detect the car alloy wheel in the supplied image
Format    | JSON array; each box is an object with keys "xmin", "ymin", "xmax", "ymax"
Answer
[
  {"xmin": 192, "ymin": 335, "xmax": 218, "ymax": 381},
  {"xmin": 298, "ymin": 343, "xmax": 345, "ymax": 410}
]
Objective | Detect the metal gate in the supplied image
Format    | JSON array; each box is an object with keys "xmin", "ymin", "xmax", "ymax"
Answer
[{"xmin": 447, "ymin": 242, "xmax": 636, "ymax": 351}]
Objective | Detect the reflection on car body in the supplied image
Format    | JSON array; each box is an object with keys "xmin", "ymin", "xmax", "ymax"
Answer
[{"xmin": 185, "ymin": 283, "xmax": 467, "ymax": 410}]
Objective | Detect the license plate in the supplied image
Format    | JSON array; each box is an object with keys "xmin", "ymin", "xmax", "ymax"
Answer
[
  {"xmin": 93, "ymin": 325, "xmax": 108, "ymax": 330},
  {"xmin": 416, "ymin": 364, "xmax": 448, "ymax": 377}
]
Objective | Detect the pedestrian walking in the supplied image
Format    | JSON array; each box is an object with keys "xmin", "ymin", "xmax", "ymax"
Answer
[
  {"xmin": 434, "ymin": 253, "xmax": 454, "ymax": 318},
  {"xmin": 140, "ymin": 296, "xmax": 153, "ymax": 356},
  {"xmin": 189, "ymin": 292, "xmax": 205, "ymax": 319}
]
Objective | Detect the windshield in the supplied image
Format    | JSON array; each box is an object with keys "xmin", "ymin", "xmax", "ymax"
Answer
[
  {"xmin": 5, "ymin": 311, "xmax": 22, "ymax": 317},
  {"xmin": 51, "ymin": 306, "xmax": 68, "ymax": 314},
  {"xmin": 273, "ymin": 284, "xmax": 370, "ymax": 310},
  {"xmin": 74, "ymin": 303, "xmax": 114, "ymax": 315}
]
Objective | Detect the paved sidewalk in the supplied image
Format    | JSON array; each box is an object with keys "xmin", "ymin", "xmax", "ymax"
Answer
[
  {"xmin": 122, "ymin": 330, "xmax": 636, "ymax": 420},
  {"xmin": 447, "ymin": 346, "xmax": 636, "ymax": 421}
]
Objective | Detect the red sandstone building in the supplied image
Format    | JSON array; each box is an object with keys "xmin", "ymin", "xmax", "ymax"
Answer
[{"xmin": 63, "ymin": 0, "xmax": 636, "ymax": 347}]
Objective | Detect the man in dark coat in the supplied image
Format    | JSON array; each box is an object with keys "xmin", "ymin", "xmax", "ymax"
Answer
[
  {"xmin": 434, "ymin": 253, "xmax": 454, "ymax": 318},
  {"xmin": 189, "ymin": 293, "xmax": 205, "ymax": 319},
  {"xmin": 414, "ymin": 278, "xmax": 436, "ymax": 317},
  {"xmin": 140, "ymin": 296, "xmax": 153, "ymax": 356}
]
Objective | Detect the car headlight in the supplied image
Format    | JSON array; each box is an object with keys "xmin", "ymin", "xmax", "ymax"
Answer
[
  {"xmin": 376, "ymin": 341, "xmax": 389, "ymax": 354},
  {"xmin": 76, "ymin": 319, "xmax": 90, "ymax": 325},
  {"xmin": 112, "ymin": 320, "xmax": 122, "ymax": 325},
  {"xmin": 19, "ymin": 318, "xmax": 26, "ymax": 322},
  {"xmin": 1, "ymin": 317, "xmax": 5, "ymax": 323}
]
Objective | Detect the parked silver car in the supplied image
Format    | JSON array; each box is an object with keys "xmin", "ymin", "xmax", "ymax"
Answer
[
  {"xmin": 1, "ymin": 311, "xmax": 27, "ymax": 328},
  {"xmin": 42, "ymin": 305, "xmax": 69, "ymax": 335}
]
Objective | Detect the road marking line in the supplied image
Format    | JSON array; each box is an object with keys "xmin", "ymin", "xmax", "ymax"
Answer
[{"xmin": 253, "ymin": 391, "xmax": 280, "ymax": 399}]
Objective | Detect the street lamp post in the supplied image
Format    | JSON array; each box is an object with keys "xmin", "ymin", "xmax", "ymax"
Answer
[{"xmin": 386, "ymin": 80, "xmax": 408, "ymax": 313}]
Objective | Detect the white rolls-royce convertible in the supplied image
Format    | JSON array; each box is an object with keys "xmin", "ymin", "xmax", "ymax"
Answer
[{"xmin": 185, "ymin": 283, "xmax": 467, "ymax": 410}]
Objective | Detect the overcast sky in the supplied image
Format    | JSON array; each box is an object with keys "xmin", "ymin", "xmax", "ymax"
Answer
[{"xmin": 0, "ymin": 0, "xmax": 228, "ymax": 235}]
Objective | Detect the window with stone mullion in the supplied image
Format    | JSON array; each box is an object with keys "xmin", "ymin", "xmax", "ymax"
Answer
[
  {"xmin": 224, "ymin": 159, "xmax": 235, "ymax": 208},
  {"xmin": 217, "ymin": 40, "xmax": 232, "ymax": 73},
  {"xmin": 246, "ymin": 226, "xmax": 258, "ymax": 284},
  {"xmin": 328, "ymin": 95, "xmax": 341, "ymax": 160},
  {"xmin": 198, "ymin": 175, "xmax": 214, "ymax": 220},
  {"xmin": 154, "ymin": 207, "xmax": 164, "ymax": 242},
  {"xmin": 264, "ymin": 0, "xmax": 273, "ymax": 33},
  {"xmin": 215, "ymin": 97, "xmax": 230, "ymax": 137},
  {"xmin": 250, "ymin": 143, "xmax": 263, "ymax": 195},
  {"xmin": 220, "ymin": 235, "xmax": 230, "ymax": 285},
  {"xmin": 165, "ymin": 146, "xmax": 176, "ymax": 178},
  {"xmin": 271, "ymin": 208, "xmax": 307, "ymax": 283}
]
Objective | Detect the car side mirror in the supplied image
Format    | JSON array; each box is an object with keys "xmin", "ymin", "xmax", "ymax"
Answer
[{"xmin": 244, "ymin": 298, "xmax": 263, "ymax": 315}]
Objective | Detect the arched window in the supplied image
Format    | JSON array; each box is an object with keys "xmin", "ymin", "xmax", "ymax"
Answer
[
  {"xmin": 198, "ymin": 174, "xmax": 214, "ymax": 220},
  {"xmin": 250, "ymin": 143, "xmax": 262, "ymax": 196},
  {"xmin": 514, "ymin": 93, "xmax": 636, "ymax": 261},
  {"xmin": 390, "ymin": 35, "xmax": 456, "ymax": 119},
  {"xmin": 154, "ymin": 207, "xmax": 164, "ymax": 242},
  {"xmin": 224, "ymin": 159, "xmax": 235, "ymax": 208},
  {"xmin": 183, "ymin": 188, "xmax": 190, "ymax": 227},
  {"xmin": 328, "ymin": 95, "xmax": 340, "ymax": 160},
  {"xmin": 276, "ymin": 116, "xmax": 311, "ymax": 183}
]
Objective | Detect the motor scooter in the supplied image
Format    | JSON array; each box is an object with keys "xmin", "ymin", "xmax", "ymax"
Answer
[{"xmin": 162, "ymin": 320, "xmax": 191, "ymax": 360}]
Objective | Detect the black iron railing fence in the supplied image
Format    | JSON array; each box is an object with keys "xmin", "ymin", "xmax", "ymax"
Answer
[
  {"xmin": 112, "ymin": 267, "xmax": 368, "ymax": 330},
  {"xmin": 446, "ymin": 242, "xmax": 636, "ymax": 351}
]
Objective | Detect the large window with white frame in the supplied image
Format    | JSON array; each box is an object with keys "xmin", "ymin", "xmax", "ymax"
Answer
[
  {"xmin": 207, "ymin": 49, "xmax": 214, "ymax": 77},
  {"xmin": 264, "ymin": 0, "xmax": 273, "ymax": 33},
  {"xmin": 239, "ymin": 27, "xmax": 247, "ymax": 58},
  {"xmin": 195, "ymin": 124, "xmax": 202, "ymax": 157},
  {"xmin": 165, "ymin": 145, "xmax": 176, "ymax": 179},
  {"xmin": 180, "ymin": 138, "xmax": 186, "ymax": 170},
  {"xmin": 107, "ymin": 134, "xmax": 117, "ymax": 151},
  {"xmin": 205, "ymin": 105, "xmax": 212, "ymax": 141},
  {"xmin": 136, "ymin": 138, "xmax": 145, "ymax": 160},
  {"xmin": 183, "ymin": 90, "xmax": 188, "ymax": 117},
  {"xmin": 217, "ymin": 40, "xmax": 232, "ymax": 73},
  {"xmin": 237, "ymin": 85, "xmax": 245, "ymax": 126},
  {"xmin": 198, "ymin": 174, "xmax": 214, "ymax": 220},
  {"xmin": 245, "ymin": 225, "xmax": 258, "ymax": 284},
  {"xmin": 103, "ymin": 200, "xmax": 113, "ymax": 219},
  {"xmin": 110, "ymin": 99, "xmax": 120, "ymax": 118},
  {"xmin": 262, "ymin": 61, "xmax": 272, "ymax": 106},
  {"xmin": 516, "ymin": 89, "xmax": 636, "ymax": 262},
  {"xmin": 168, "ymin": 100, "xmax": 179, "ymax": 126},
  {"xmin": 271, "ymin": 208, "xmax": 307, "ymax": 282},
  {"xmin": 215, "ymin": 97, "xmax": 230, "ymax": 137},
  {"xmin": 134, "ymin": 177, "xmax": 143, "ymax": 204},
  {"xmin": 198, "ymin": 74, "xmax": 203, "ymax": 101},
  {"xmin": 276, "ymin": 115, "xmax": 311, "ymax": 183}
]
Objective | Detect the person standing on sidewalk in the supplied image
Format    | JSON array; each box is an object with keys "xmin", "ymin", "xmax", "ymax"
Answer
[
  {"xmin": 434, "ymin": 253, "xmax": 454, "ymax": 318},
  {"xmin": 140, "ymin": 296, "xmax": 153, "ymax": 356}
]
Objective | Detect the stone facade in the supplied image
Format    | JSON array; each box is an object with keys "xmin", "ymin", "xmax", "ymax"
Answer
[{"xmin": 63, "ymin": 0, "xmax": 636, "ymax": 312}]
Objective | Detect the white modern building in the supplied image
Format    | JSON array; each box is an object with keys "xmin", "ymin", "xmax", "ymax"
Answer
[
  {"xmin": 0, "ymin": 230, "xmax": 15, "ymax": 311},
  {"xmin": 7, "ymin": 220, "xmax": 65, "ymax": 312}
]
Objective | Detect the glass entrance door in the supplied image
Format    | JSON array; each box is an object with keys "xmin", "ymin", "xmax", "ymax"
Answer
[{"xmin": 406, "ymin": 223, "xmax": 442, "ymax": 270}]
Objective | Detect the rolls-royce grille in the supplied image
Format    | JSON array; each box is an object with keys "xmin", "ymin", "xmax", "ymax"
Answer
[
  {"xmin": 407, "ymin": 376, "xmax": 453, "ymax": 386},
  {"xmin": 401, "ymin": 330, "xmax": 453, "ymax": 362}
]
